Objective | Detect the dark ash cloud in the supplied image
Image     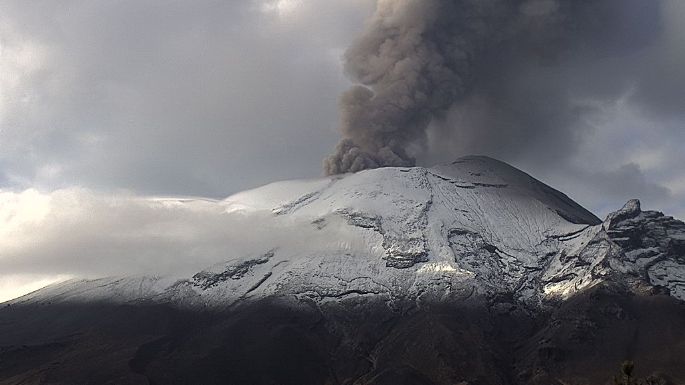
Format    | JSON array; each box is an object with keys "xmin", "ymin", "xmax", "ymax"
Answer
[{"xmin": 324, "ymin": 0, "xmax": 673, "ymax": 175}]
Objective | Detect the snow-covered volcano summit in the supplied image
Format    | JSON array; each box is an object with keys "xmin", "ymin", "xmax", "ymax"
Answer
[
  {"xmin": 11, "ymin": 156, "xmax": 685, "ymax": 308},
  {"xmin": 5, "ymin": 156, "xmax": 685, "ymax": 385},
  {"xmin": 225, "ymin": 155, "xmax": 600, "ymax": 267}
]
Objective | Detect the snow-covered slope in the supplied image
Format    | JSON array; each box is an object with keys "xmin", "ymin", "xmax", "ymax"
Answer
[{"xmin": 10, "ymin": 156, "xmax": 685, "ymax": 308}]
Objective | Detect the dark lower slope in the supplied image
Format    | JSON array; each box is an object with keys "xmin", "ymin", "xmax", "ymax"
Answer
[
  {"xmin": 1, "ymin": 286, "xmax": 684, "ymax": 385},
  {"xmin": 518, "ymin": 284, "xmax": 685, "ymax": 384}
]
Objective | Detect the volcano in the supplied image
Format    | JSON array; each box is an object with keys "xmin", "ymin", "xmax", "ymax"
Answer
[{"xmin": 2, "ymin": 156, "xmax": 685, "ymax": 384}]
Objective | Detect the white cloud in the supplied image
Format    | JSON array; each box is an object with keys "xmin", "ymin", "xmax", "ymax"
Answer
[
  {"xmin": 259, "ymin": 0, "xmax": 304, "ymax": 17},
  {"xmin": 0, "ymin": 187, "xmax": 361, "ymax": 302},
  {"xmin": 0, "ymin": 274, "xmax": 71, "ymax": 303},
  {"xmin": 0, "ymin": 188, "xmax": 251, "ymax": 278}
]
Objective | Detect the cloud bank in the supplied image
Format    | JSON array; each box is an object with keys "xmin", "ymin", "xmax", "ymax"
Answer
[{"xmin": 0, "ymin": 187, "xmax": 357, "ymax": 301}]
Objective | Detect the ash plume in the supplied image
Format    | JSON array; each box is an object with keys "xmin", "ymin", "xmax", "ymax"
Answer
[{"xmin": 324, "ymin": 0, "xmax": 661, "ymax": 175}]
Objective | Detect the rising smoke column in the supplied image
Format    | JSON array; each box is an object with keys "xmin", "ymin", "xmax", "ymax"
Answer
[
  {"xmin": 324, "ymin": 0, "xmax": 472, "ymax": 174},
  {"xmin": 323, "ymin": 0, "xmax": 661, "ymax": 175}
]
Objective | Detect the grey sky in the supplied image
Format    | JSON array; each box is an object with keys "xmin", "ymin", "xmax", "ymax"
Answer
[
  {"xmin": 0, "ymin": 0, "xmax": 372, "ymax": 196},
  {"xmin": 1, "ymin": 0, "xmax": 682, "ymax": 222},
  {"xmin": 1, "ymin": 0, "xmax": 683, "ymax": 218}
]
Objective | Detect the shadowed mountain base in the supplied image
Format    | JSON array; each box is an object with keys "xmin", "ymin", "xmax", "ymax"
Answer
[{"xmin": 1, "ymin": 283, "xmax": 684, "ymax": 385}]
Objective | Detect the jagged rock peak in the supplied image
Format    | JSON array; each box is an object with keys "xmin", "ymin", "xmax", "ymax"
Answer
[{"xmin": 604, "ymin": 198, "xmax": 642, "ymax": 229}]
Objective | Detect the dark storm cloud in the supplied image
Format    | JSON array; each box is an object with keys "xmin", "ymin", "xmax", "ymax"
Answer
[
  {"xmin": 427, "ymin": 0, "xmax": 685, "ymax": 168},
  {"xmin": 541, "ymin": 163, "xmax": 672, "ymax": 217},
  {"xmin": 324, "ymin": 0, "xmax": 683, "ymax": 176}
]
